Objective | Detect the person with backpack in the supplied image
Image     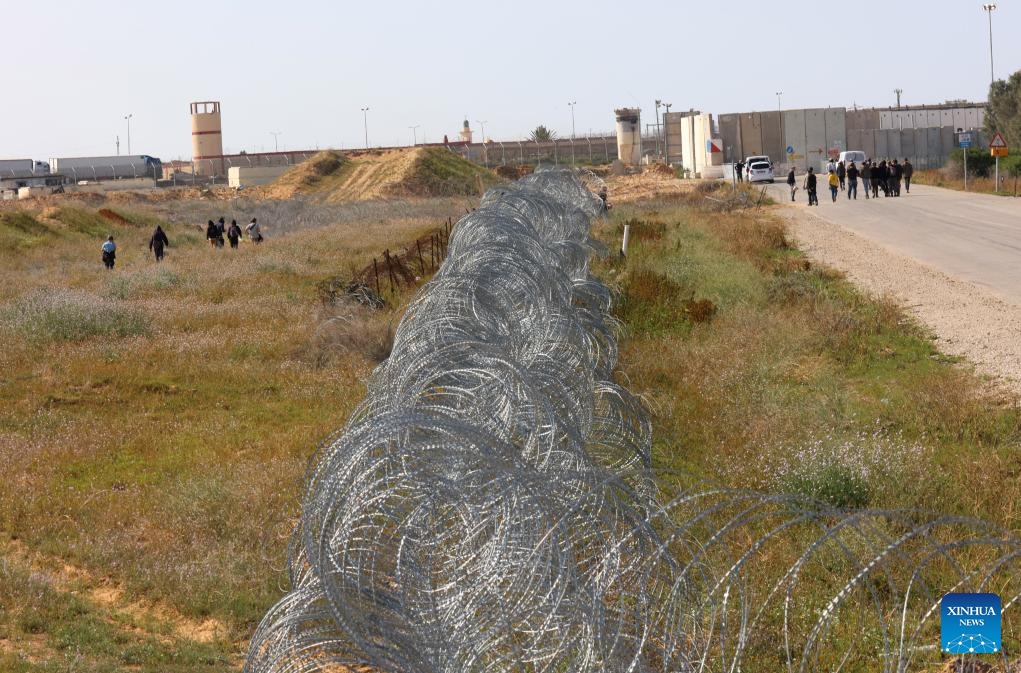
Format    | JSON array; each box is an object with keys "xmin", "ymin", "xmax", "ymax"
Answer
[
  {"xmin": 226, "ymin": 219, "xmax": 242, "ymax": 249},
  {"xmin": 836, "ymin": 161, "xmax": 846, "ymax": 191},
  {"xmin": 827, "ymin": 169, "xmax": 840, "ymax": 202},
  {"xmin": 149, "ymin": 225, "xmax": 170, "ymax": 262},
  {"xmin": 245, "ymin": 217, "xmax": 264, "ymax": 244},
  {"xmin": 786, "ymin": 167, "xmax": 797, "ymax": 202},
  {"xmin": 803, "ymin": 167, "xmax": 818, "ymax": 206},
  {"xmin": 101, "ymin": 235, "xmax": 116, "ymax": 270}
]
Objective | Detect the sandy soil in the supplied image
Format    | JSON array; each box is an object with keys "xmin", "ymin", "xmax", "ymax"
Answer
[{"xmin": 776, "ymin": 207, "xmax": 1021, "ymax": 394}]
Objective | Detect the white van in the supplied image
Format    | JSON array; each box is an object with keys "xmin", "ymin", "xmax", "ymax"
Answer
[{"xmin": 838, "ymin": 150, "xmax": 866, "ymax": 165}]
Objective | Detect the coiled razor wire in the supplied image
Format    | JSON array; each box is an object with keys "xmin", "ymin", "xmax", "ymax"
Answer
[{"xmin": 246, "ymin": 169, "xmax": 1020, "ymax": 673}]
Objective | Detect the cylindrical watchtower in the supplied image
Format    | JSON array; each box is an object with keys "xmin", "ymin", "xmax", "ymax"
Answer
[
  {"xmin": 190, "ymin": 101, "xmax": 224, "ymax": 176},
  {"xmin": 615, "ymin": 108, "xmax": 641, "ymax": 166}
]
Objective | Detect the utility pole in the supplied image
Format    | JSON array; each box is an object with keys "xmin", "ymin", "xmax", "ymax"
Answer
[
  {"xmin": 662, "ymin": 102, "xmax": 672, "ymax": 163},
  {"xmin": 270, "ymin": 131, "xmax": 282, "ymax": 152},
  {"xmin": 654, "ymin": 99, "xmax": 662, "ymax": 157},
  {"xmin": 568, "ymin": 101, "xmax": 577, "ymax": 139},
  {"xmin": 124, "ymin": 114, "xmax": 133, "ymax": 155},
  {"xmin": 361, "ymin": 107, "xmax": 370, "ymax": 149},
  {"xmin": 409, "ymin": 125, "xmax": 420, "ymax": 146},
  {"xmin": 475, "ymin": 120, "xmax": 487, "ymax": 143},
  {"xmin": 983, "ymin": 4, "xmax": 997, "ymax": 84},
  {"xmin": 894, "ymin": 88, "xmax": 903, "ymax": 108}
]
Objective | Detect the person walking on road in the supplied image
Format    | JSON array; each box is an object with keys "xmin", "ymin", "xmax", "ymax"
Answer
[
  {"xmin": 804, "ymin": 167, "xmax": 818, "ymax": 206},
  {"xmin": 827, "ymin": 169, "xmax": 839, "ymax": 202},
  {"xmin": 836, "ymin": 161, "xmax": 846, "ymax": 191},
  {"xmin": 876, "ymin": 160, "xmax": 888, "ymax": 197},
  {"xmin": 860, "ymin": 160, "xmax": 872, "ymax": 199},
  {"xmin": 786, "ymin": 167, "xmax": 797, "ymax": 201},
  {"xmin": 902, "ymin": 158, "xmax": 913, "ymax": 193},
  {"xmin": 101, "ymin": 235, "xmax": 116, "ymax": 270},
  {"xmin": 149, "ymin": 225, "xmax": 169, "ymax": 262},
  {"xmin": 226, "ymin": 219, "xmax": 242, "ymax": 249},
  {"xmin": 889, "ymin": 159, "xmax": 902, "ymax": 197},
  {"xmin": 846, "ymin": 161, "xmax": 859, "ymax": 200}
]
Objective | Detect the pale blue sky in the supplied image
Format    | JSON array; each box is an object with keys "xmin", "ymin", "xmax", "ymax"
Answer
[{"xmin": 2, "ymin": 0, "xmax": 1016, "ymax": 161}]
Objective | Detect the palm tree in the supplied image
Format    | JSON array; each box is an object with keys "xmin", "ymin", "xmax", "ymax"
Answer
[{"xmin": 529, "ymin": 125, "xmax": 558, "ymax": 142}]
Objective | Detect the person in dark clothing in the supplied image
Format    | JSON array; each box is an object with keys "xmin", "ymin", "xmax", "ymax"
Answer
[
  {"xmin": 836, "ymin": 161, "xmax": 846, "ymax": 191},
  {"xmin": 861, "ymin": 160, "xmax": 872, "ymax": 199},
  {"xmin": 803, "ymin": 167, "xmax": 818, "ymax": 206},
  {"xmin": 786, "ymin": 167, "xmax": 797, "ymax": 201},
  {"xmin": 206, "ymin": 220, "xmax": 224, "ymax": 248},
  {"xmin": 149, "ymin": 225, "xmax": 170, "ymax": 262},
  {"xmin": 877, "ymin": 160, "xmax": 888, "ymax": 197},
  {"xmin": 226, "ymin": 219, "xmax": 242, "ymax": 249},
  {"xmin": 735, "ymin": 160, "xmax": 744, "ymax": 182},
  {"xmin": 846, "ymin": 162, "xmax": 859, "ymax": 200},
  {"xmin": 101, "ymin": 235, "xmax": 116, "ymax": 270},
  {"xmin": 889, "ymin": 159, "xmax": 902, "ymax": 197},
  {"xmin": 902, "ymin": 158, "xmax": 914, "ymax": 193}
]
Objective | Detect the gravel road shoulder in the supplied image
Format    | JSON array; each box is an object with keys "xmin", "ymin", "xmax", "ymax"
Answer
[{"xmin": 775, "ymin": 206, "xmax": 1021, "ymax": 394}]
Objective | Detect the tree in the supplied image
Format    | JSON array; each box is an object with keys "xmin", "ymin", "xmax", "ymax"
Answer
[
  {"xmin": 984, "ymin": 70, "xmax": 1021, "ymax": 147},
  {"xmin": 529, "ymin": 125, "xmax": 557, "ymax": 142}
]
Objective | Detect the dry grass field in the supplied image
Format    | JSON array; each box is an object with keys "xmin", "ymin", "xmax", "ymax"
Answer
[{"xmin": 0, "ymin": 172, "xmax": 1018, "ymax": 671}]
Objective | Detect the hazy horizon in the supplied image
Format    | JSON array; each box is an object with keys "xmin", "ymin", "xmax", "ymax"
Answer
[{"xmin": 3, "ymin": 0, "xmax": 1016, "ymax": 162}]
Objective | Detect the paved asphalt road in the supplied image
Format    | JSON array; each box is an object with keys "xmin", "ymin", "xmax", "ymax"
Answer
[{"xmin": 762, "ymin": 181, "xmax": 1021, "ymax": 304}]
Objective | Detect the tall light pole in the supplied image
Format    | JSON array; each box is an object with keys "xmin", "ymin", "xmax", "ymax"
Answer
[
  {"xmin": 568, "ymin": 101, "xmax": 577, "ymax": 139},
  {"xmin": 776, "ymin": 92, "xmax": 783, "ymax": 167},
  {"xmin": 662, "ymin": 102, "xmax": 672, "ymax": 162},
  {"xmin": 409, "ymin": 125, "xmax": 420, "ymax": 146},
  {"xmin": 361, "ymin": 107, "xmax": 370, "ymax": 149},
  {"xmin": 124, "ymin": 114, "xmax": 133, "ymax": 155},
  {"xmin": 475, "ymin": 120, "xmax": 487, "ymax": 143},
  {"xmin": 654, "ymin": 99, "xmax": 662, "ymax": 156},
  {"xmin": 983, "ymin": 4, "xmax": 997, "ymax": 84},
  {"xmin": 270, "ymin": 131, "xmax": 282, "ymax": 152}
]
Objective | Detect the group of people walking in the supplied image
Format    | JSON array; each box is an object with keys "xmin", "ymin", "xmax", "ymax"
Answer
[
  {"xmin": 205, "ymin": 216, "xmax": 263, "ymax": 249},
  {"xmin": 788, "ymin": 158, "xmax": 914, "ymax": 206},
  {"xmin": 100, "ymin": 216, "xmax": 265, "ymax": 269}
]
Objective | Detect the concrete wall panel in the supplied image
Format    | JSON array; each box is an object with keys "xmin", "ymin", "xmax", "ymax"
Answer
[
  {"xmin": 824, "ymin": 108, "xmax": 846, "ymax": 154},
  {"xmin": 805, "ymin": 109, "xmax": 828, "ymax": 169},
  {"xmin": 718, "ymin": 114, "xmax": 741, "ymax": 162},
  {"xmin": 899, "ymin": 129, "xmax": 915, "ymax": 158},
  {"xmin": 966, "ymin": 108, "xmax": 983, "ymax": 130},
  {"xmin": 760, "ymin": 110, "xmax": 782, "ymax": 163},
  {"xmin": 875, "ymin": 130, "xmax": 889, "ymax": 158},
  {"xmin": 739, "ymin": 113, "xmax": 763, "ymax": 157},
  {"xmin": 784, "ymin": 109, "xmax": 808, "ymax": 169}
]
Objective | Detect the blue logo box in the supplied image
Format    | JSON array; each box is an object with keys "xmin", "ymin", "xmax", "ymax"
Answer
[{"xmin": 941, "ymin": 593, "xmax": 1001, "ymax": 654}]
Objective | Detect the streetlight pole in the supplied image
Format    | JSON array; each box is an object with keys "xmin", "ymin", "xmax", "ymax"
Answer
[
  {"xmin": 568, "ymin": 101, "xmax": 577, "ymax": 139},
  {"xmin": 270, "ymin": 131, "xmax": 282, "ymax": 152},
  {"xmin": 475, "ymin": 120, "xmax": 487, "ymax": 143},
  {"xmin": 662, "ymin": 102, "xmax": 672, "ymax": 163},
  {"xmin": 409, "ymin": 125, "xmax": 420, "ymax": 146},
  {"xmin": 361, "ymin": 107, "xmax": 370, "ymax": 149},
  {"xmin": 124, "ymin": 114, "xmax": 133, "ymax": 155},
  {"xmin": 983, "ymin": 4, "xmax": 997, "ymax": 85},
  {"xmin": 654, "ymin": 99, "xmax": 662, "ymax": 157}
]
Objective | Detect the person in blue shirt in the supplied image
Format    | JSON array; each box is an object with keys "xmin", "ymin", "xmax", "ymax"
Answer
[{"xmin": 101, "ymin": 235, "xmax": 116, "ymax": 270}]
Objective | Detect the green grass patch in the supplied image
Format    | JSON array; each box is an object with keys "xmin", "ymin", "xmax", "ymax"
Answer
[
  {"xmin": 0, "ymin": 210, "xmax": 55, "ymax": 251},
  {"xmin": 399, "ymin": 147, "xmax": 503, "ymax": 197},
  {"xmin": 51, "ymin": 207, "xmax": 112, "ymax": 237}
]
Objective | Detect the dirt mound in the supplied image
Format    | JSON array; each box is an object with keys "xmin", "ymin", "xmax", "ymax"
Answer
[
  {"xmin": 257, "ymin": 148, "xmax": 502, "ymax": 203},
  {"xmin": 259, "ymin": 150, "xmax": 350, "ymax": 200},
  {"xmin": 98, "ymin": 208, "xmax": 129, "ymax": 224},
  {"xmin": 383, "ymin": 147, "xmax": 502, "ymax": 198}
]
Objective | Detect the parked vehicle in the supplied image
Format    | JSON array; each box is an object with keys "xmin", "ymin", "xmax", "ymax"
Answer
[
  {"xmin": 838, "ymin": 150, "xmax": 866, "ymax": 165},
  {"xmin": 745, "ymin": 155, "xmax": 774, "ymax": 183}
]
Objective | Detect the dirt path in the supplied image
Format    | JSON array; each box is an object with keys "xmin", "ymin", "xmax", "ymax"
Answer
[{"xmin": 773, "ymin": 205, "xmax": 1021, "ymax": 394}]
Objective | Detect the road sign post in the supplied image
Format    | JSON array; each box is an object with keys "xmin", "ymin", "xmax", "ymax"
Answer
[
  {"xmin": 959, "ymin": 132, "xmax": 974, "ymax": 191},
  {"xmin": 989, "ymin": 132, "xmax": 1008, "ymax": 192}
]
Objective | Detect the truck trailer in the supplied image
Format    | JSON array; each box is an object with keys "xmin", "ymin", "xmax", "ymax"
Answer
[{"xmin": 48, "ymin": 155, "xmax": 162, "ymax": 182}]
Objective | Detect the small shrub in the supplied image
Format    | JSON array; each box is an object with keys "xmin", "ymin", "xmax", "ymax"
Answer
[
  {"xmin": 304, "ymin": 302, "xmax": 393, "ymax": 366},
  {"xmin": 617, "ymin": 267, "xmax": 691, "ymax": 332},
  {"xmin": 765, "ymin": 427, "xmax": 928, "ymax": 509},
  {"xmin": 3, "ymin": 289, "xmax": 151, "ymax": 341}
]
